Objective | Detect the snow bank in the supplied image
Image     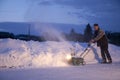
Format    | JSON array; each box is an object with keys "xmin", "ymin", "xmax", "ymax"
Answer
[
  {"xmin": 0, "ymin": 39, "xmax": 73, "ymax": 68},
  {"xmin": 0, "ymin": 39, "xmax": 120, "ymax": 68}
]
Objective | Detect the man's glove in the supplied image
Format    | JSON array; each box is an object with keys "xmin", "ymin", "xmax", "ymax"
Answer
[
  {"xmin": 90, "ymin": 39, "xmax": 95, "ymax": 43},
  {"xmin": 88, "ymin": 43, "xmax": 91, "ymax": 47}
]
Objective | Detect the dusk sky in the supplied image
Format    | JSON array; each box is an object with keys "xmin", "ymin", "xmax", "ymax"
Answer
[{"xmin": 0, "ymin": 0, "xmax": 120, "ymax": 32}]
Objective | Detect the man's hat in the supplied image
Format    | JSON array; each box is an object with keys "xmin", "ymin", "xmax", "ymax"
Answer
[{"xmin": 94, "ymin": 24, "xmax": 99, "ymax": 26}]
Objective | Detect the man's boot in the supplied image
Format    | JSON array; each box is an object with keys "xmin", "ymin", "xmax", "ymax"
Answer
[
  {"xmin": 107, "ymin": 60, "xmax": 112, "ymax": 64},
  {"xmin": 101, "ymin": 59, "xmax": 107, "ymax": 64}
]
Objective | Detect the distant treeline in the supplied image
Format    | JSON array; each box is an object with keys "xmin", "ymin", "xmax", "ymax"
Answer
[
  {"xmin": 0, "ymin": 24, "xmax": 120, "ymax": 46},
  {"xmin": 106, "ymin": 32, "xmax": 120, "ymax": 46}
]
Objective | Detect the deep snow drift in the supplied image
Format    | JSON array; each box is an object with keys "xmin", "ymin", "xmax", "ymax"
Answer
[{"xmin": 0, "ymin": 39, "xmax": 120, "ymax": 68}]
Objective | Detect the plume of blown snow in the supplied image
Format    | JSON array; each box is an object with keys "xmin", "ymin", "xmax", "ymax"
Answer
[{"xmin": 33, "ymin": 22, "xmax": 66, "ymax": 41}]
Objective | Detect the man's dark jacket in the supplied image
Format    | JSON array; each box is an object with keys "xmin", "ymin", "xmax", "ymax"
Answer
[{"xmin": 94, "ymin": 29, "xmax": 108, "ymax": 49}]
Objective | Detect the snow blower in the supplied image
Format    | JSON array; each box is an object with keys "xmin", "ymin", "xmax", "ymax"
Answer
[{"xmin": 71, "ymin": 43, "xmax": 92, "ymax": 65}]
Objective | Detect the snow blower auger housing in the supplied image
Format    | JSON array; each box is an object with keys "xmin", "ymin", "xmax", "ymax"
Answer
[
  {"xmin": 70, "ymin": 43, "xmax": 92, "ymax": 66},
  {"xmin": 72, "ymin": 57, "xmax": 85, "ymax": 65}
]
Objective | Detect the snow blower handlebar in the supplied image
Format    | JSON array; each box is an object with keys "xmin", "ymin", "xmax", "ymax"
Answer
[{"xmin": 79, "ymin": 43, "xmax": 93, "ymax": 58}]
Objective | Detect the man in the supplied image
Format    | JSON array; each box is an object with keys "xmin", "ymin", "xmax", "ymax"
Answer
[{"xmin": 90, "ymin": 24, "xmax": 112, "ymax": 64}]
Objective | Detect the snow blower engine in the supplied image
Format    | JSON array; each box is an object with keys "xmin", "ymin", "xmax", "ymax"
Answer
[{"xmin": 70, "ymin": 43, "xmax": 92, "ymax": 65}]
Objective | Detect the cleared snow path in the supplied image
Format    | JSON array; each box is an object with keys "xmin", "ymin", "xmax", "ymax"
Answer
[{"xmin": 0, "ymin": 63, "xmax": 120, "ymax": 80}]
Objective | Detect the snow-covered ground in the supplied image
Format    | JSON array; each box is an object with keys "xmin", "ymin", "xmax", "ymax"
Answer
[
  {"xmin": 0, "ymin": 39, "xmax": 120, "ymax": 80},
  {"xmin": 0, "ymin": 64, "xmax": 120, "ymax": 80}
]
